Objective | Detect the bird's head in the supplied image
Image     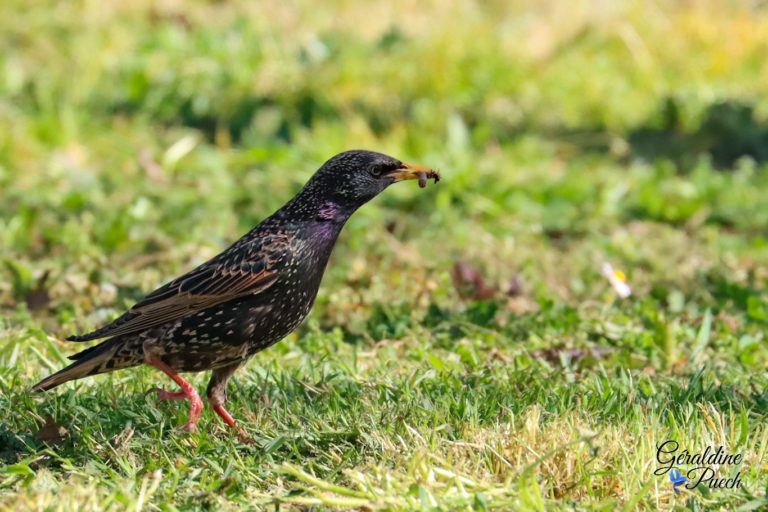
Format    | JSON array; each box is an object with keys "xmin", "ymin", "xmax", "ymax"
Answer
[{"xmin": 299, "ymin": 150, "xmax": 439, "ymax": 214}]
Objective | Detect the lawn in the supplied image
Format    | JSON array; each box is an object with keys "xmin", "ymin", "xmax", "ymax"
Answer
[{"xmin": 1, "ymin": 0, "xmax": 767, "ymax": 510}]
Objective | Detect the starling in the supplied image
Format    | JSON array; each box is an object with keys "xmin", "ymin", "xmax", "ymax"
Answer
[{"xmin": 32, "ymin": 150, "xmax": 439, "ymax": 436}]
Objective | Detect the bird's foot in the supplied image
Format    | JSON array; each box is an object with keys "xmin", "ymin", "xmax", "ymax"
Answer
[
  {"xmin": 230, "ymin": 422, "xmax": 253, "ymax": 444},
  {"xmin": 145, "ymin": 356, "xmax": 204, "ymax": 434},
  {"xmin": 183, "ymin": 390, "xmax": 204, "ymax": 432},
  {"xmin": 149, "ymin": 387, "xmax": 187, "ymax": 402},
  {"xmin": 154, "ymin": 389, "xmax": 204, "ymax": 434},
  {"xmin": 171, "ymin": 396, "xmax": 203, "ymax": 434},
  {"xmin": 178, "ymin": 421, "xmax": 198, "ymax": 433},
  {"xmin": 236, "ymin": 428, "xmax": 254, "ymax": 444}
]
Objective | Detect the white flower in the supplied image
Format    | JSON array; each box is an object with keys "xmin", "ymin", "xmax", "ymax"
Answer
[{"xmin": 601, "ymin": 263, "xmax": 632, "ymax": 298}]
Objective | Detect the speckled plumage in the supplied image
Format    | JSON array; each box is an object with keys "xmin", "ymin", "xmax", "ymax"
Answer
[{"xmin": 32, "ymin": 150, "xmax": 439, "ymax": 435}]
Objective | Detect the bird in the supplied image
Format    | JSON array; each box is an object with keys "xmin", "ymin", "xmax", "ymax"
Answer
[{"xmin": 32, "ymin": 150, "xmax": 439, "ymax": 438}]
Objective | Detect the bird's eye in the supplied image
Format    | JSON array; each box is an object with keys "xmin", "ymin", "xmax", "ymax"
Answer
[
  {"xmin": 369, "ymin": 165, "xmax": 386, "ymax": 178},
  {"xmin": 370, "ymin": 162, "xmax": 401, "ymax": 178}
]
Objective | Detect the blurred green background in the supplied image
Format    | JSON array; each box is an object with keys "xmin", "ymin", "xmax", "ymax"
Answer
[{"xmin": 1, "ymin": 0, "xmax": 767, "ymax": 510}]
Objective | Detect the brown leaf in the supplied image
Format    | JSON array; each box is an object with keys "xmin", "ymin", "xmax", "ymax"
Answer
[
  {"xmin": 452, "ymin": 262, "xmax": 495, "ymax": 300},
  {"xmin": 35, "ymin": 416, "xmax": 69, "ymax": 445},
  {"xmin": 507, "ymin": 274, "xmax": 524, "ymax": 297},
  {"xmin": 25, "ymin": 270, "xmax": 51, "ymax": 311}
]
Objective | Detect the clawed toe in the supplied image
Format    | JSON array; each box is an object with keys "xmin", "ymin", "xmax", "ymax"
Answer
[
  {"xmin": 235, "ymin": 426, "xmax": 253, "ymax": 444},
  {"xmin": 149, "ymin": 387, "xmax": 188, "ymax": 401},
  {"xmin": 179, "ymin": 422, "xmax": 198, "ymax": 433}
]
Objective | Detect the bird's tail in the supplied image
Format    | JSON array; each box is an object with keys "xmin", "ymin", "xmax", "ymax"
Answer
[{"xmin": 32, "ymin": 339, "xmax": 131, "ymax": 392}]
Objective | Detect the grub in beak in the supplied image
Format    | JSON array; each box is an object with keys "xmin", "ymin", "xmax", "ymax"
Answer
[{"xmin": 389, "ymin": 163, "xmax": 441, "ymax": 187}]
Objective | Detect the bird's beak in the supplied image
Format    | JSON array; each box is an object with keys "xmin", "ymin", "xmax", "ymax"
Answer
[{"xmin": 387, "ymin": 163, "xmax": 440, "ymax": 185}]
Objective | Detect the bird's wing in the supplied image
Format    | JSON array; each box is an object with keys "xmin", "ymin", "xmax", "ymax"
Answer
[{"xmin": 67, "ymin": 237, "xmax": 289, "ymax": 342}]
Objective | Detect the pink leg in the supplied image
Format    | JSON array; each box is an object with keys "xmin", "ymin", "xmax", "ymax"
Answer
[
  {"xmin": 146, "ymin": 357, "xmax": 203, "ymax": 432},
  {"xmin": 206, "ymin": 363, "xmax": 252, "ymax": 442},
  {"xmin": 212, "ymin": 403, "xmax": 252, "ymax": 443},
  {"xmin": 212, "ymin": 404, "xmax": 237, "ymax": 427}
]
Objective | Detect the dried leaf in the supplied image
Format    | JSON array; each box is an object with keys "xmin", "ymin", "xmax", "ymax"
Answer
[
  {"xmin": 507, "ymin": 274, "xmax": 524, "ymax": 297},
  {"xmin": 25, "ymin": 270, "xmax": 51, "ymax": 311},
  {"xmin": 35, "ymin": 416, "xmax": 69, "ymax": 445},
  {"xmin": 452, "ymin": 262, "xmax": 495, "ymax": 300}
]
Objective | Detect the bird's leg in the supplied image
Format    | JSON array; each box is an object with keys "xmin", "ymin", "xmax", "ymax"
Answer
[
  {"xmin": 207, "ymin": 363, "xmax": 251, "ymax": 443},
  {"xmin": 145, "ymin": 355, "xmax": 203, "ymax": 432}
]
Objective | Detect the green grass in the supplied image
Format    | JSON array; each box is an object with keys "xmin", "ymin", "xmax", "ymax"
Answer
[{"xmin": 2, "ymin": 0, "xmax": 768, "ymax": 510}]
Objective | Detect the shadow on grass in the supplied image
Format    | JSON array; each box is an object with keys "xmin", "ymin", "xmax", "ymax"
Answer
[
  {"xmin": 627, "ymin": 98, "xmax": 768, "ymax": 170},
  {"xmin": 481, "ymin": 96, "xmax": 768, "ymax": 172},
  {"xmin": 0, "ymin": 421, "xmax": 32, "ymax": 465}
]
